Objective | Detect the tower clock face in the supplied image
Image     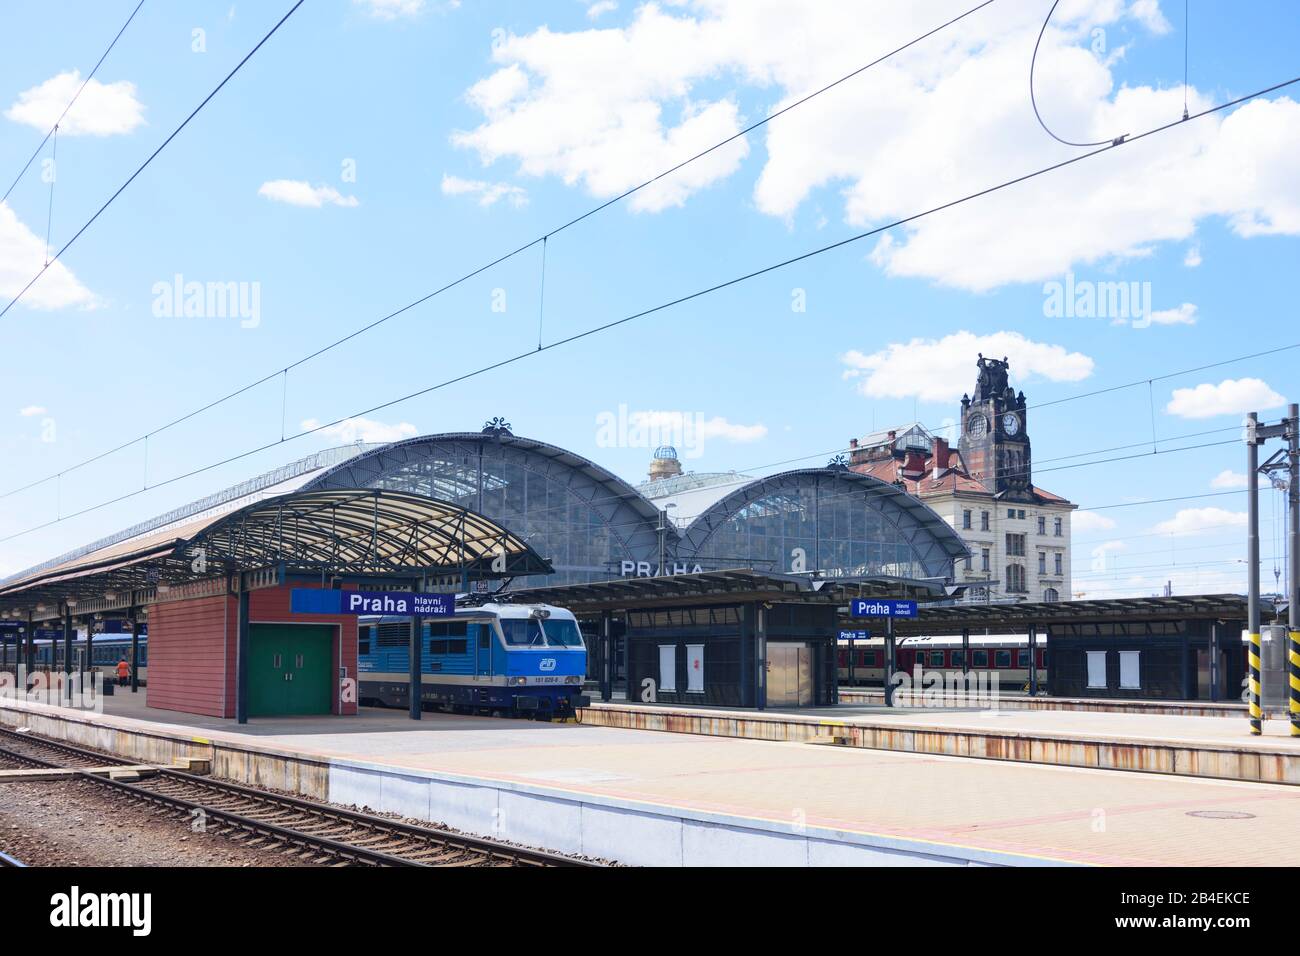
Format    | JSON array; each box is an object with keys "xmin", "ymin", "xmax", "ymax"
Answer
[
  {"xmin": 1002, "ymin": 412, "xmax": 1020, "ymax": 436},
  {"xmin": 967, "ymin": 414, "xmax": 988, "ymax": 439}
]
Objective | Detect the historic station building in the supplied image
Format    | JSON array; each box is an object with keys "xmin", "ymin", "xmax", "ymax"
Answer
[{"xmin": 849, "ymin": 357, "xmax": 1077, "ymax": 603}]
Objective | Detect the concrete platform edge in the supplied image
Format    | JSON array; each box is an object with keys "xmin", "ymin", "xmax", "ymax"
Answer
[{"xmin": 0, "ymin": 699, "xmax": 1067, "ymax": 867}]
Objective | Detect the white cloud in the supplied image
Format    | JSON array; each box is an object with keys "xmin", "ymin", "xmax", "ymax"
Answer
[
  {"xmin": 840, "ymin": 330, "xmax": 1094, "ymax": 403},
  {"xmin": 301, "ymin": 417, "xmax": 418, "ymax": 444},
  {"xmin": 453, "ymin": 2, "xmax": 1300, "ymax": 290},
  {"xmin": 587, "ymin": 1, "xmax": 617, "ymax": 19},
  {"xmin": 1148, "ymin": 302, "xmax": 1197, "ymax": 325},
  {"xmin": 1183, "ymin": 244, "xmax": 1202, "ymax": 267},
  {"xmin": 17, "ymin": 405, "xmax": 46, "ymax": 417},
  {"xmin": 1073, "ymin": 510, "xmax": 1116, "ymax": 533},
  {"xmin": 4, "ymin": 70, "xmax": 144, "ymax": 136},
  {"xmin": 440, "ymin": 174, "xmax": 528, "ymax": 207},
  {"xmin": 258, "ymin": 180, "xmax": 359, "ymax": 208},
  {"xmin": 1166, "ymin": 377, "xmax": 1285, "ymax": 419},
  {"xmin": 354, "ymin": 0, "xmax": 425, "ymax": 19},
  {"xmin": 1152, "ymin": 506, "xmax": 1247, "ymax": 537},
  {"xmin": 1210, "ymin": 469, "xmax": 1248, "ymax": 490},
  {"xmin": 0, "ymin": 203, "xmax": 97, "ymax": 310}
]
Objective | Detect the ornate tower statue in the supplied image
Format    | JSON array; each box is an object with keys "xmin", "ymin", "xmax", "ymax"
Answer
[{"xmin": 959, "ymin": 355, "xmax": 1032, "ymax": 498}]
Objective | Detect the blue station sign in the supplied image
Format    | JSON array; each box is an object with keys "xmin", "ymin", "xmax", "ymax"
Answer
[
  {"xmin": 838, "ymin": 629, "xmax": 871, "ymax": 641},
  {"xmin": 290, "ymin": 589, "xmax": 455, "ymax": 617},
  {"xmin": 849, "ymin": 599, "xmax": 918, "ymax": 619}
]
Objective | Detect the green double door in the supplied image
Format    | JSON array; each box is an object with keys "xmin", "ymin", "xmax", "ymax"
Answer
[{"xmin": 248, "ymin": 624, "xmax": 333, "ymax": 717}]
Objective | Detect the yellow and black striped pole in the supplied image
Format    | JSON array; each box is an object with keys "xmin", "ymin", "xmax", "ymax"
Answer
[
  {"xmin": 1290, "ymin": 628, "xmax": 1300, "ymax": 737},
  {"xmin": 1288, "ymin": 404, "xmax": 1300, "ymax": 737},
  {"xmin": 1249, "ymin": 630, "xmax": 1262, "ymax": 735}
]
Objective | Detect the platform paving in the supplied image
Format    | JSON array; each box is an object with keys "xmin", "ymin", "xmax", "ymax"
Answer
[{"xmin": 2, "ymin": 693, "xmax": 1299, "ymax": 865}]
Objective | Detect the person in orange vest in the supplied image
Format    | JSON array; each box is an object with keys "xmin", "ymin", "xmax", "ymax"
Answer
[{"xmin": 115, "ymin": 657, "xmax": 131, "ymax": 687}]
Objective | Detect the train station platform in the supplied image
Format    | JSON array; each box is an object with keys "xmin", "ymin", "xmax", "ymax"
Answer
[
  {"xmin": 579, "ymin": 698, "xmax": 1300, "ymax": 786},
  {"xmin": 838, "ymin": 687, "xmax": 1247, "ymax": 718},
  {"xmin": 3, "ymin": 694, "xmax": 1300, "ymax": 866}
]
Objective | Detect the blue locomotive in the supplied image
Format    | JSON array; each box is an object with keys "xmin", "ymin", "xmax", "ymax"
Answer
[{"xmin": 357, "ymin": 602, "xmax": 589, "ymax": 719}]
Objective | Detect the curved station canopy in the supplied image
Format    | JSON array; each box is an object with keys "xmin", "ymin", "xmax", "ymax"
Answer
[{"xmin": 0, "ymin": 488, "xmax": 550, "ymax": 619}]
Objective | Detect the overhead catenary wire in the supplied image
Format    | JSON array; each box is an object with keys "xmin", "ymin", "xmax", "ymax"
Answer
[
  {"xmin": 0, "ymin": 0, "xmax": 306, "ymax": 322},
  {"xmin": 0, "ymin": 0, "xmax": 1001, "ymax": 502},
  {"xmin": 1030, "ymin": 0, "xmax": 1127, "ymax": 147},
  {"xmin": 0, "ymin": 0, "xmax": 147, "ymax": 206},
  {"xmin": 2, "ymin": 71, "xmax": 1297, "ymax": 544}
]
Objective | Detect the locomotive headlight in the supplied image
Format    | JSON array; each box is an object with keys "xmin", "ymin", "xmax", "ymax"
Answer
[
  {"xmin": 511, "ymin": 677, "xmax": 528, "ymax": 686},
  {"xmin": 564, "ymin": 676, "xmax": 581, "ymax": 684}
]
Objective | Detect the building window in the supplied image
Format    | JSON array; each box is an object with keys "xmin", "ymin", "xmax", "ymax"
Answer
[
  {"xmin": 1054, "ymin": 516, "xmax": 1063, "ymax": 537},
  {"xmin": 980, "ymin": 511, "xmax": 989, "ymax": 531},
  {"xmin": 1038, "ymin": 551, "xmax": 1046, "ymax": 574},
  {"xmin": 981, "ymin": 548, "xmax": 990, "ymax": 572},
  {"xmin": 1044, "ymin": 587, "xmax": 1059, "ymax": 603},
  {"xmin": 1119, "ymin": 651, "xmax": 1141, "ymax": 690},
  {"xmin": 1006, "ymin": 563, "xmax": 1026, "ymax": 592},
  {"xmin": 1054, "ymin": 553, "xmax": 1063, "ymax": 575},
  {"xmin": 963, "ymin": 555, "xmax": 972, "ymax": 572},
  {"xmin": 1086, "ymin": 651, "xmax": 1107, "ymax": 689},
  {"xmin": 1006, "ymin": 533, "xmax": 1026, "ymax": 557},
  {"xmin": 1007, "ymin": 508, "xmax": 1015, "ymax": 518},
  {"xmin": 962, "ymin": 509, "xmax": 972, "ymax": 530},
  {"xmin": 1037, "ymin": 516, "xmax": 1046, "ymax": 534}
]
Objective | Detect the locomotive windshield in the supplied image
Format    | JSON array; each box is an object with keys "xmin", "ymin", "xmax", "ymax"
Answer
[
  {"xmin": 498, "ymin": 616, "xmax": 583, "ymax": 647},
  {"xmin": 539, "ymin": 619, "xmax": 583, "ymax": 647}
]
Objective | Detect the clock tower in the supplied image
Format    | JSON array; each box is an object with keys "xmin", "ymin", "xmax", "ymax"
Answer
[{"xmin": 959, "ymin": 355, "xmax": 1032, "ymax": 498}]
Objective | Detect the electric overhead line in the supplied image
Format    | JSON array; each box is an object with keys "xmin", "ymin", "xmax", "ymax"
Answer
[
  {"xmin": 1030, "ymin": 0, "xmax": 1129, "ymax": 147},
  {"xmin": 3, "ymin": 71, "xmax": 1298, "ymax": 544},
  {"xmin": 0, "ymin": 0, "xmax": 305, "ymax": 321},
  {"xmin": 0, "ymin": 0, "xmax": 1000, "ymax": 502},
  {"xmin": 0, "ymin": 0, "xmax": 147, "ymax": 206}
]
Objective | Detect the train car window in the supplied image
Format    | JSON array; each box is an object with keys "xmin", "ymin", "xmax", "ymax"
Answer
[
  {"xmin": 429, "ymin": 639, "xmax": 448, "ymax": 655},
  {"xmin": 950, "ymin": 650, "xmax": 965, "ymax": 667},
  {"xmin": 447, "ymin": 639, "xmax": 467, "ymax": 655},
  {"xmin": 358, "ymin": 638, "xmax": 371, "ymax": 656},
  {"xmin": 1017, "ymin": 649, "xmax": 1031, "ymax": 667},
  {"xmin": 475, "ymin": 625, "xmax": 489, "ymax": 648},
  {"xmin": 973, "ymin": 650, "xmax": 989, "ymax": 668},
  {"xmin": 995, "ymin": 650, "xmax": 1012, "ymax": 668},
  {"xmin": 929, "ymin": 651, "xmax": 945, "ymax": 667}
]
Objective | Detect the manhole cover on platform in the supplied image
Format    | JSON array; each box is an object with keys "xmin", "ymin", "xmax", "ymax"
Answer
[{"xmin": 1185, "ymin": 810, "xmax": 1256, "ymax": 820}]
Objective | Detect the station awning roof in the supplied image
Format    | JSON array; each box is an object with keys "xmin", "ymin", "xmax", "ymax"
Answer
[
  {"xmin": 0, "ymin": 489, "xmax": 551, "ymax": 618},
  {"xmin": 890, "ymin": 594, "xmax": 1251, "ymax": 636},
  {"xmin": 508, "ymin": 569, "xmax": 945, "ymax": 614}
]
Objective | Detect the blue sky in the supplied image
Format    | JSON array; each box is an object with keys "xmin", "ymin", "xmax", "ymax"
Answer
[{"xmin": 1, "ymin": 0, "xmax": 1297, "ymax": 597}]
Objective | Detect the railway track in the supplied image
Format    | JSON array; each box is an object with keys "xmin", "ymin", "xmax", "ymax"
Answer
[
  {"xmin": 0, "ymin": 727, "xmax": 596, "ymax": 867},
  {"xmin": 0, "ymin": 851, "xmax": 25, "ymax": 867}
]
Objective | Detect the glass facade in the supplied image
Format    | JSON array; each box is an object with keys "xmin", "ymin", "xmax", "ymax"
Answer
[
  {"xmin": 307, "ymin": 436, "xmax": 963, "ymax": 588},
  {"xmin": 306, "ymin": 434, "xmax": 669, "ymax": 586},
  {"xmin": 679, "ymin": 472, "xmax": 961, "ymax": 581}
]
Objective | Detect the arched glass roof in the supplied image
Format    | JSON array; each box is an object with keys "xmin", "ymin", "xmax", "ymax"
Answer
[
  {"xmin": 303, "ymin": 432, "xmax": 675, "ymax": 585},
  {"xmin": 675, "ymin": 468, "xmax": 968, "ymax": 581}
]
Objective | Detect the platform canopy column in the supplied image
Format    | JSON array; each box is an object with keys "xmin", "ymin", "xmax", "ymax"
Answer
[
  {"xmin": 130, "ymin": 612, "xmax": 141, "ymax": 694},
  {"xmin": 62, "ymin": 605, "xmax": 74, "ymax": 700},
  {"xmin": 236, "ymin": 581, "xmax": 251, "ymax": 725}
]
